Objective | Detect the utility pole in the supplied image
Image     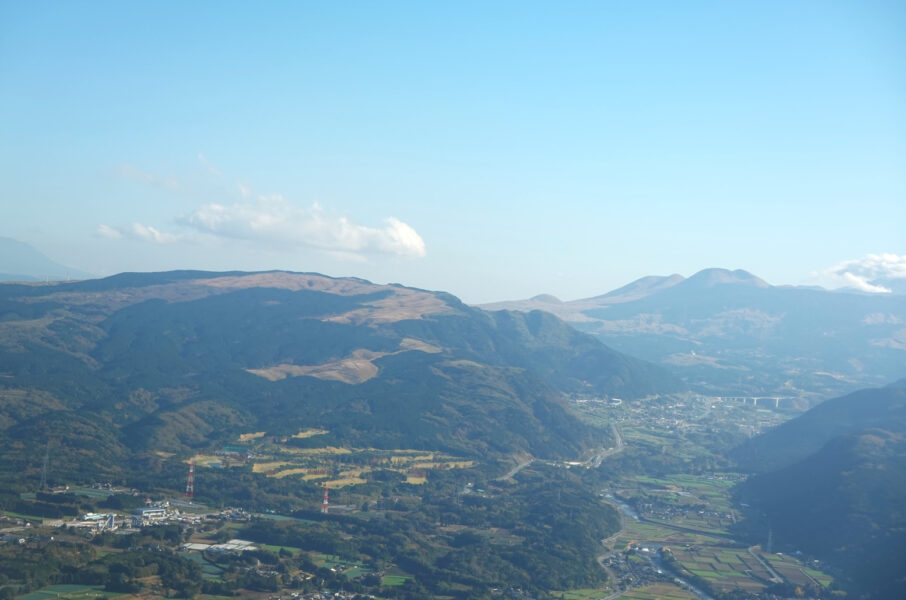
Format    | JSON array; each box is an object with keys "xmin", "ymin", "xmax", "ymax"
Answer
[
  {"xmin": 185, "ymin": 460, "xmax": 195, "ymax": 501},
  {"xmin": 40, "ymin": 442, "xmax": 50, "ymax": 491}
]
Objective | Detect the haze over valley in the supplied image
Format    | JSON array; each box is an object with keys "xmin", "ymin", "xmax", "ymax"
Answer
[{"xmin": 2, "ymin": 2, "xmax": 905, "ymax": 600}]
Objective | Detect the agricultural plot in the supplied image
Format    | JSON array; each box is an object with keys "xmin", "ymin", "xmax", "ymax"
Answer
[
  {"xmin": 666, "ymin": 545, "xmax": 834, "ymax": 595},
  {"xmin": 311, "ymin": 552, "xmax": 368, "ymax": 577},
  {"xmin": 218, "ymin": 431, "xmax": 476, "ymax": 488},
  {"xmin": 18, "ymin": 584, "xmax": 120, "ymax": 600},
  {"xmin": 380, "ymin": 566, "xmax": 414, "ymax": 587},
  {"xmin": 607, "ymin": 472, "xmax": 833, "ymax": 597},
  {"xmin": 668, "ymin": 546, "xmax": 770, "ymax": 594},
  {"xmin": 554, "ymin": 588, "xmax": 611, "ymax": 600},
  {"xmin": 618, "ymin": 519, "xmax": 719, "ymax": 549},
  {"xmin": 626, "ymin": 473, "xmax": 740, "ymax": 510},
  {"xmin": 764, "ymin": 552, "xmax": 833, "ymax": 588},
  {"xmin": 68, "ymin": 487, "xmax": 116, "ymax": 499},
  {"xmin": 615, "ymin": 582, "xmax": 697, "ymax": 600}
]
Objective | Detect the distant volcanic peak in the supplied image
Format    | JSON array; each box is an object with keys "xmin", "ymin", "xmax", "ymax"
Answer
[
  {"xmin": 0, "ymin": 236, "xmax": 94, "ymax": 281},
  {"xmin": 618, "ymin": 274, "xmax": 685, "ymax": 292},
  {"xmin": 592, "ymin": 273, "xmax": 686, "ymax": 301},
  {"xmin": 684, "ymin": 268, "xmax": 769, "ymax": 288},
  {"xmin": 530, "ymin": 293, "xmax": 562, "ymax": 303}
]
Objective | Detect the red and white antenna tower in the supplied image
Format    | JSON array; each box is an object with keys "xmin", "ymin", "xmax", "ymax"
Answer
[
  {"xmin": 321, "ymin": 486, "xmax": 329, "ymax": 514},
  {"xmin": 185, "ymin": 460, "xmax": 195, "ymax": 501}
]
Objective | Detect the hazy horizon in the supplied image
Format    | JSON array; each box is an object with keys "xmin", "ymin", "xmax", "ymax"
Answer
[{"xmin": 2, "ymin": 2, "xmax": 904, "ymax": 303}]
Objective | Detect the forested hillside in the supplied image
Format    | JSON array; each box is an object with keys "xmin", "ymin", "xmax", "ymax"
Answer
[{"xmin": 0, "ymin": 270, "xmax": 678, "ymax": 485}]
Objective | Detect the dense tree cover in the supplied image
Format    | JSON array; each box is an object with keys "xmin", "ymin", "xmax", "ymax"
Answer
[
  {"xmin": 736, "ymin": 428, "xmax": 906, "ymax": 600},
  {"xmin": 0, "ymin": 271, "xmax": 668, "ymax": 598},
  {"xmin": 237, "ymin": 466, "xmax": 619, "ymax": 598},
  {"xmin": 0, "ymin": 270, "xmax": 676, "ymax": 492},
  {"xmin": 732, "ymin": 385, "xmax": 906, "ymax": 472},
  {"xmin": 0, "ymin": 542, "xmax": 201, "ymax": 598},
  {"xmin": 732, "ymin": 384, "xmax": 906, "ymax": 599},
  {"xmin": 1, "ymin": 452, "xmax": 619, "ymax": 599}
]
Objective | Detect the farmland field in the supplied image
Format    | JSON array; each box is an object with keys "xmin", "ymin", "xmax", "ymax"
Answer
[
  {"xmin": 191, "ymin": 431, "xmax": 475, "ymax": 489},
  {"xmin": 604, "ymin": 470, "xmax": 834, "ymax": 598},
  {"xmin": 18, "ymin": 584, "xmax": 120, "ymax": 600},
  {"xmin": 615, "ymin": 582, "xmax": 697, "ymax": 600},
  {"xmin": 555, "ymin": 588, "xmax": 611, "ymax": 599}
]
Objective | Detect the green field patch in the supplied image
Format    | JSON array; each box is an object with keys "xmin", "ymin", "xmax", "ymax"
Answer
[
  {"xmin": 261, "ymin": 543, "xmax": 302, "ymax": 555},
  {"xmin": 690, "ymin": 569, "xmax": 722, "ymax": 579},
  {"xmin": 311, "ymin": 552, "xmax": 345, "ymax": 567},
  {"xmin": 311, "ymin": 552, "xmax": 367, "ymax": 578},
  {"xmin": 18, "ymin": 584, "xmax": 120, "ymax": 600},
  {"xmin": 554, "ymin": 589, "xmax": 609, "ymax": 599},
  {"xmin": 1, "ymin": 509, "xmax": 55, "ymax": 521},
  {"xmin": 615, "ymin": 582, "xmax": 696, "ymax": 600},
  {"xmin": 804, "ymin": 568, "xmax": 833, "ymax": 586},
  {"xmin": 69, "ymin": 488, "xmax": 115, "ymax": 499},
  {"xmin": 254, "ymin": 512, "xmax": 316, "ymax": 524},
  {"xmin": 344, "ymin": 567, "xmax": 368, "ymax": 578},
  {"xmin": 714, "ymin": 550, "xmax": 744, "ymax": 562},
  {"xmin": 381, "ymin": 574, "xmax": 412, "ymax": 587}
]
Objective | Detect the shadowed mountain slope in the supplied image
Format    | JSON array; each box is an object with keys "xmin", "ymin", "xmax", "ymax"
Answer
[
  {"xmin": 0, "ymin": 270, "xmax": 677, "ymax": 483},
  {"xmin": 731, "ymin": 383, "xmax": 906, "ymax": 472},
  {"xmin": 734, "ymin": 384, "xmax": 906, "ymax": 599}
]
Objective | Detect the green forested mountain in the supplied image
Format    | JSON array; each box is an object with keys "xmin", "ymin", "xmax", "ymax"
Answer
[
  {"xmin": 731, "ymin": 383, "xmax": 906, "ymax": 472},
  {"xmin": 734, "ymin": 383, "xmax": 906, "ymax": 599},
  {"xmin": 0, "ymin": 270, "xmax": 678, "ymax": 484}
]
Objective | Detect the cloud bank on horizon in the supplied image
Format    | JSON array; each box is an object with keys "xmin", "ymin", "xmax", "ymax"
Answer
[
  {"xmin": 96, "ymin": 159, "xmax": 426, "ymax": 261},
  {"xmin": 181, "ymin": 197, "xmax": 426, "ymax": 258},
  {"xmin": 816, "ymin": 254, "xmax": 906, "ymax": 294}
]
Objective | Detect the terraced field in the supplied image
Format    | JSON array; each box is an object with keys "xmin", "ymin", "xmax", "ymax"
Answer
[{"xmin": 191, "ymin": 430, "xmax": 474, "ymax": 489}]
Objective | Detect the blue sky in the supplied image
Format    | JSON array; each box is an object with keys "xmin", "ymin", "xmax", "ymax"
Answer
[{"xmin": 2, "ymin": 1, "xmax": 904, "ymax": 302}]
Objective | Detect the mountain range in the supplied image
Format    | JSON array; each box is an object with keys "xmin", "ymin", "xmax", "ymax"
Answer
[
  {"xmin": 482, "ymin": 268, "xmax": 906, "ymax": 402},
  {"xmin": 0, "ymin": 270, "xmax": 678, "ymax": 484}
]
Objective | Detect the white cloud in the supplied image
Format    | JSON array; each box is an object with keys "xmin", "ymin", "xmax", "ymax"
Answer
[
  {"xmin": 179, "ymin": 196, "xmax": 427, "ymax": 258},
  {"xmin": 105, "ymin": 156, "xmax": 426, "ymax": 259},
  {"xmin": 96, "ymin": 222, "xmax": 180, "ymax": 244},
  {"xmin": 95, "ymin": 224, "xmax": 123, "ymax": 239},
  {"xmin": 816, "ymin": 253, "xmax": 906, "ymax": 293}
]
